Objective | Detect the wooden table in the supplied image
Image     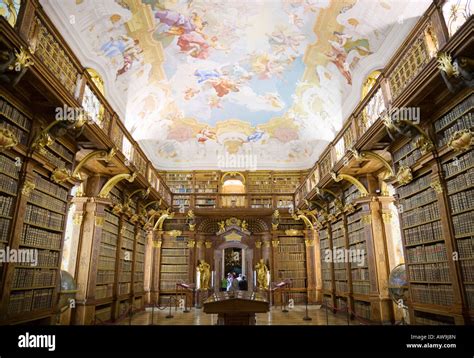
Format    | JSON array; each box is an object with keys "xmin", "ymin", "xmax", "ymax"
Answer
[{"xmin": 203, "ymin": 291, "xmax": 269, "ymax": 325}]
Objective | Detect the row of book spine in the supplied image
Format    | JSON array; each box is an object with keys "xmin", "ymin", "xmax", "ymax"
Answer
[
  {"xmin": 449, "ymin": 188, "xmax": 474, "ymax": 214},
  {"xmin": 28, "ymin": 190, "xmax": 66, "ymax": 213},
  {"xmin": 279, "ymin": 236, "xmax": 305, "ymax": 245},
  {"xmin": 446, "ymin": 170, "xmax": 474, "ymax": 198},
  {"xmin": 277, "ymin": 244, "xmax": 305, "ymax": 252},
  {"xmin": 354, "ymin": 301, "xmax": 371, "ymax": 319},
  {"xmin": 408, "ymin": 262, "xmax": 451, "ymax": 282},
  {"xmin": 24, "ymin": 204, "xmax": 64, "ymax": 231},
  {"xmin": 399, "ymin": 187, "xmax": 437, "ymax": 211},
  {"xmin": 161, "ymin": 265, "xmax": 189, "ymax": 273},
  {"xmin": 352, "ymin": 268, "xmax": 369, "ymax": 281},
  {"xmin": 0, "ymin": 217, "xmax": 10, "ymax": 242},
  {"xmin": 8, "ymin": 288, "xmax": 53, "ymax": 315},
  {"xmin": 1, "ymin": 121, "xmax": 29, "ymax": 146},
  {"xmin": 452, "ymin": 211, "xmax": 474, "ymax": 236},
  {"xmin": 0, "ymin": 194, "xmax": 14, "ymax": 217},
  {"xmin": 401, "ymin": 201, "xmax": 439, "ymax": 228},
  {"xmin": 41, "ymin": 148, "xmax": 68, "ymax": 170},
  {"xmin": 397, "ymin": 174, "xmax": 431, "ymax": 199},
  {"xmin": 434, "ymin": 94, "xmax": 473, "ymax": 132},
  {"xmin": 405, "ymin": 243, "xmax": 448, "ymax": 263},
  {"xmin": 96, "ymin": 271, "xmax": 115, "ymax": 284},
  {"xmin": 21, "ymin": 225, "xmax": 62, "ymax": 250},
  {"xmin": 411, "ymin": 284, "xmax": 454, "ymax": 305},
  {"xmin": 12, "ymin": 268, "xmax": 57, "ymax": 288},
  {"xmin": 460, "ymin": 260, "xmax": 474, "ymax": 282},
  {"xmin": 403, "ymin": 220, "xmax": 443, "ymax": 246},
  {"xmin": 95, "ymin": 284, "xmax": 113, "ymax": 299},
  {"xmin": 34, "ymin": 174, "xmax": 68, "ymax": 201},
  {"xmin": 457, "ymin": 238, "xmax": 474, "ymax": 259},
  {"xmin": 393, "ymin": 140, "xmax": 417, "ymax": 163},
  {"xmin": 0, "ymin": 97, "xmax": 31, "ymax": 130},
  {"xmin": 443, "ymin": 151, "xmax": 473, "ymax": 178},
  {"xmin": 161, "ymin": 256, "xmax": 188, "ymax": 264},
  {"xmin": 437, "ymin": 113, "xmax": 473, "ymax": 147},
  {"xmin": 277, "ymin": 252, "xmax": 305, "ymax": 261},
  {"xmin": 0, "ymin": 153, "xmax": 20, "ymax": 179},
  {"xmin": 99, "ymin": 243, "xmax": 116, "ymax": 258},
  {"xmin": 0, "ymin": 173, "xmax": 18, "ymax": 195},
  {"xmin": 47, "ymin": 140, "xmax": 74, "ymax": 162}
]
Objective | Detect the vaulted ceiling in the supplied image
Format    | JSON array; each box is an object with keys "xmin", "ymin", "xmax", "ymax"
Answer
[{"xmin": 41, "ymin": 0, "xmax": 432, "ymax": 170}]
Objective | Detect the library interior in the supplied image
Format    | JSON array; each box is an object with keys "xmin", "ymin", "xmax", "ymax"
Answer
[{"xmin": 0, "ymin": 0, "xmax": 472, "ymax": 326}]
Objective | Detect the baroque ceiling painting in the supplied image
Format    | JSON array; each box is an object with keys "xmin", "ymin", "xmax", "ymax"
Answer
[{"xmin": 42, "ymin": 0, "xmax": 431, "ymax": 170}]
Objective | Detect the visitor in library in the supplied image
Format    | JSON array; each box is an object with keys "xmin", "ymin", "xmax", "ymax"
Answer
[
  {"xmin": 239, "ymin": 276, "xmax": 248, "ymax": 291},
  {"xmin": 220, "ymin": 277, "xmax": 227, "ymax": 292},
  {"xmin": 226, "ymin": 273, "xmax": 233, "ymax": 291}
]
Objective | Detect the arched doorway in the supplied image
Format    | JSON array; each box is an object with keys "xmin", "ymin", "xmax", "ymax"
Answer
[{"xmin": 214, "ymin": 241, "xmax": 253, "ymax": 293}]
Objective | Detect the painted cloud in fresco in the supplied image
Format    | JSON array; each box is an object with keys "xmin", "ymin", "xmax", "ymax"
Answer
[{"xmin": 41, "ymin": 0, "xmax": 432, "ymax": 169}]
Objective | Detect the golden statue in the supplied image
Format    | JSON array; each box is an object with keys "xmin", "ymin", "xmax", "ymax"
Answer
[
  {"xmin": 197, "ymin": 260, "xmax": 211, "ymax": 290},
  {"xmin": 217, "ymin": 220, "xmax": 225, "ymax": 233},
  {"xmin": 255, "ymin": 259, "xmax": 269, "ymax": 289},
  {"xmin": 241, "ymin": 220, "xmax": 248, "ymax": 231}
]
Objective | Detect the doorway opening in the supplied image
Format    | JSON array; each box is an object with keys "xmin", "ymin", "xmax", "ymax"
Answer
[{"xmin": 224, "ymin": 247, "xmax": 242, "ymax": 277}]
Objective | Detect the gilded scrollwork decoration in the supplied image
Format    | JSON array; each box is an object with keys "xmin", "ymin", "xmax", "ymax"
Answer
[{"xmin": 448, "ymin": 129, "xmax": 473, "ymax": 152}]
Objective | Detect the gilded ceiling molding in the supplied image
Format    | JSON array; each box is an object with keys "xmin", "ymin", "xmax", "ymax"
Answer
[
  {"xmin": 349, "ymin": 148, "xmax": 394, "ymax": 179},
  {"xmin": 330, "ymin": 172, "xmax": 369, "ymax": 197},
  {"xmin": 98, "ymin": 172, "xmax": 137, "ymax": 199},
  {"xmin": 72, "ymin": 148, "xmax": 116, "ymax": 180}
]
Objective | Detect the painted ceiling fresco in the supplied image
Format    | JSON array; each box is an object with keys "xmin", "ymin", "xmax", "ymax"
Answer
[{"xmin": 42, "ymin": 0, "xmax": 431, "ymax": 170}]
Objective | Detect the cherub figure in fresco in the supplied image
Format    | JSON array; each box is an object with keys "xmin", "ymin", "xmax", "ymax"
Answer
[
  {"xmin": 325, "ymin": 47, "xmax": 352, "ymax": 85},
  {"xmin": 268, "ymin": 27, "xmax": 306, "ymax": 55},
  {"xmin": 208, "ymin": 96, "xmax": 222, "ymax": 109},
  {"xmin": 197, "ymin": 126, "xmax": 216, "ymax": 143},
  {"xmin": 184, "ymin": 87, "xmax": 199, "ymax": 100},
  {"xmin": 330, "ymin": 32, "xmax": 372, "ymax": 57},
  {"xmin": 194, "ymin": 68, "xmax": 221, "ymax": 84},
  {"xmin": 209, "ymin": 77, "xmax": 240, "ymax": 97},
  {"xmin": 116, "ymin": 44, "xmax": 143, "ymax": 79},
  {"xmin": 250, "ymin": 53, "xmax": 292, "ymax": 80},
  {"xmin": 100, "ymin": 35, "xmax": 138, "ymax": 58}
]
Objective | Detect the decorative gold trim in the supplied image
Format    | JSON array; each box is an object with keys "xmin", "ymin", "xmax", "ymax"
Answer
[
  {"xmin": 152, "ymin": 240, "xmax": 162, "ymax": 248},
  {"xmin": 285, "ymin": 229, "xmax": 302, "ymax": 236},
  {"xmin": 263, "ymin": 241, "xmax": 270, "ymax": 248},
  {"xmin": 437, "ymin": 52, "xmax": 458, "ymax": 78},
  {"xmin": 361, "ymin": 214, "xmax": 372, "ymax": 225},
  {"xmin": 221, "ymin": 171, "xmax": 245, "ymax": 184},
  {"xmin": 291, "ymin": 210, "xmax": 314, "ymax": 229},
  {"xmin": 196, "ymin": 241, "xmax": 203, "ymax": 248},
  {"xmin": 448, "ymin": 129, "xmax": 473, "ymax": 152},
  {"xmin": 112, "ymin": 203, "xmax": 122, "ymax": 215},
  {"xmin": 272, "ymin": 240, "xmax": 280, "ymax": 247},
  {"xmin": 430, "ymin": 179, "xmax": 443, "ymax": 194},
  {"xmin": 98, "ymin": 172, "xmax": 137, "ymax": 198},
  {"xmin": 166, "ymin": 230, "xmax": 182, "ymax": 237},
  {"xmin": 0, "ymin": 127, "xmax": 19, "ymax": 150},
  {"xmin": 331, "ymin": 172, "xmax": 369, "ymax": 197},
  {"xmin": 205, "ymin": 241, "xmax": 212, "ymax": 249},
  {"xmin": 350, "ymin": 149, "xmax": 394, "ymax": 179},
  {"xmin": 255, "ymin": 241, "xmax": 262, "ymax": 249},
  {"xmin": 21, "ymin": 181, "xmax": 35, "ymax": 196},
  {"xmin": 343, "ymin": 203, "xmax": 356, "ymax": 214},
  {"xmin": 305, "ymin": 239, "xmax": 315, "ymax": 247},
  {"xmin": 95, "ymin": 216, "xmax": 105, "ymax": 227},
  {"xmin": 130, "ymin": 214, "xmax": 140, "ymax": 224},
  {"xmin": 381, "ymin": 212, "xmax": 392, "ymax": 224},
  {"xmin": 152, "ymin": 208, "xmax": 175, "ymax": 231},
  {"xmin": 73, "ymin": 213, "xmax": 83, "ymax": 225},
  {"xmin": 415, "ymin": 135, "xmax": 434, "ymax": 155},
  {"xmin": 51, "ymin": 167, "xmax": 72, "ymax": 184},
  {"xmin": 72, "ymin": 148, "xmax": 116, "ymax": 180},
  {"xmin": 396, "ymin": 166, "xmax": 413, "ymax": 186},
  {"xmin": 187, "ymin": 240, "xmax": 195, "ymax": 248}
]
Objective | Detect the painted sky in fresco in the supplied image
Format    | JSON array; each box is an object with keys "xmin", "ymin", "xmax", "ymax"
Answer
[{"xmin": 41, "ymin": 0, "xmax": 432, "ymax": 169}]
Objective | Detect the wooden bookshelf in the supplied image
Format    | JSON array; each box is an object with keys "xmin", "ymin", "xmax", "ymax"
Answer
[
  {"xmin": 159, "ymin": 239, "xmax": 189, "ymax": 304},
  {"xmin": 272, "ymin": 173, "xmax": 301, "ymax": 194},
  {"xmin": 195, "ymin": 171, "xmax": 219, "ymax": 194},
  {"xmin": 165, "ymin": 172, "xmax": 193, "ymax": 194},
  {"xmin": 276, "ymin": 235, "xmax": 307, "ymax": 293},
  {"xmin": 0, "ymin": 95, "xmax": 32, "ymax": 147},
  {"xmin": 8, "ymin": 170, "xmax": 69, "ymax": 320},
  {"xmin": 96, "ymin": 209, "xmax": 118, "ymax": 300},
  {"xmin": 247, "ymin": 172, "xmax": 272, "ymax": 193},
  {"xmin": 134, "ymin": 228, "xmax": 146, "ymax": 295}
]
